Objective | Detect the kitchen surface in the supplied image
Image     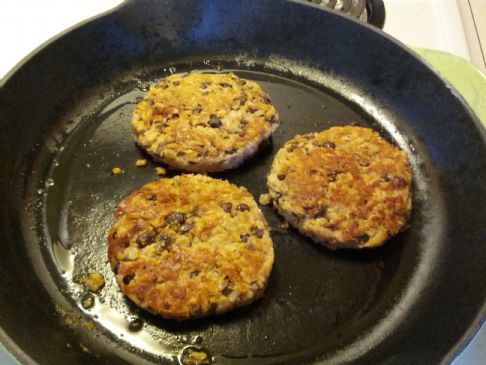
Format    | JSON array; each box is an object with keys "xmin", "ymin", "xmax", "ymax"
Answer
[{"xmin": 0, "ymin": 1, "xmax": 484, "ymax": 364}]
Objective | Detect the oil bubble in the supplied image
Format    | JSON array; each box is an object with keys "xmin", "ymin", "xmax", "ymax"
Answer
[{"xmin": 128, "ymin": 318, "xmax": 144, "ymax": 332}]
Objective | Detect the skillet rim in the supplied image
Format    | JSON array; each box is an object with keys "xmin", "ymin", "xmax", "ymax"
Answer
[{"xmin": 0, "ymin": 1, "xmax": 484, "ymax": 364}]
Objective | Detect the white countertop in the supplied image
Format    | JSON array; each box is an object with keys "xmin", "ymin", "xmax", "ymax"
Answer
[{"xmin": 0, "ymin": 1, "xmax": 484, "ymax": 364}]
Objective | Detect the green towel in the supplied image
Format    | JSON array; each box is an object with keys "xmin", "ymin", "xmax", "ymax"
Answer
[{"xmin": 413, "ymin": 47, "xmax": 486, "ymax": 127}]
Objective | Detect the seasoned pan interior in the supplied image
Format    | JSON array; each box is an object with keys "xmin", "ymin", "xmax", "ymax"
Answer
[
  {"xmin": 18, "ymin": 61, "xmax": 437, "ymax": 365},
  {"xmin": 0, "ymin": 1, "xmax": 484, "ymax": 364}
]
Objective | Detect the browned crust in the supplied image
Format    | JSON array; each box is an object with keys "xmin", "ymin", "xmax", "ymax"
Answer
[
  {"xmin": 131, "ymin": 72, "xmax": 279, "ymax": 172},
  {"xmin": 108, "ymin": 174, "xmax": 274, "ymax": 320},
  {"xmin": 267, "ymin": 126, "xmax": 412, "ymax": 249}
]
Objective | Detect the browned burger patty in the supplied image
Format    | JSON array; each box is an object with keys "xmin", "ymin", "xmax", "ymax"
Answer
[
  {"xmin": 108, "ymin": 174, "xmax": 274, "ymax": 320},
  {"xmin": 131, "ymin": 72, "xmax": 279, "ymax": 172},
  {"xmin": 267, "ymin": 126, "xmax": 412, "ymax": 249}
]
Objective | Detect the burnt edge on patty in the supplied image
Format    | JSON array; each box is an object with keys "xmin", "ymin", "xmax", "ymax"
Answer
[
  {"xmin": 267, "ymin": 126, "xmax": 412, "ymax": 249},
  {"xmin": 108, "ymin": 174, "xmax": 274, "ymax": 320},
  {"xmin": 131, "ymin": 72, "xmax": 280, "ymax": 172}
]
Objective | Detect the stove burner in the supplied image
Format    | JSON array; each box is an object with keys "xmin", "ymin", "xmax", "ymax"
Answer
[{"xmin": 308, "ymin": 0, "xmax": 385, "ymax": 29}]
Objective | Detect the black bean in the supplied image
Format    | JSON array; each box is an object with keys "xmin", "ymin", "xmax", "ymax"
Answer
[
  {"xmin": 392, "ymin": 176, "xmax": 407, "ymax": 188},
  {"xmin": 136, "ymin": 231, "xmax": 156, "ymax": 248},
  {"xmin": 157, "ymin": 235, "xmax": 172, "ymax": 251},
  {"xmin": 327, "ymin": 171, "xmax": 338, "ymax": 182},
  {"xmin": 190, "ymin": 270, "xmax": 200, "ymax": 278},
  {"xmin": 225, "ymin": 147, "xmax": 237, "ymax": 154},
  {"xmin": 261, "ymin": 95, "xmax": 271, "ymax": 104},
  {"xmin": 237, "ymin": 204, "xmax": 250, "ymax": 212},
  {"xmin": 158, "ymin": 234, "xmax": 170, "ymax": 242},
  {"xmin": 238, "ymin": 131, "xmax": 246, "ymax": 137},
  {"xmin": 240, "ymin": 97, "xmax": 248, "ymax": 105},
  {"xmin": 178, "ymin": 221, "xmax": 194, "ymax": 234},
  {"xmin": 123, "ymin": 273, "xmax": 135, "ymax": 285},
  {"xmin": 145, "ymin": 193, "xmax": 157, "ymax": 200},
  {"xmin": 208, "ymin": 117, "xmax": 222, "ymax": 128},
  {"xmin": 314, "ymin": 141, "xmax": 336, "ymax": 149},
  {"xmin": 240, "ymin": 118, "xmax": 249, "ymax": 125},
  {"xmin": 165, "ymin": 212, "xmax": 186, "ymax": 225},
  {"xmin": 220, "ymin": 202, "xmax": 232, "ymax": 213},
  {"xmin": 173, "ymin": 81, "xmax": 180, "ymax": 86},
  {"xmin": 277, "ymin": 174, "xmax": 286, "ymax": 181},
  {"xmin": 355, "ymin": 233, "xmax": 369, "ymax": 243},
  {"xmin": 267, "ymin": 115, "xmax": 278, "ymax": 124},
  {"xmin": 248, "ymin": 105, "xmax": 258, "ymax": 113},
  {"xmin": 251, "ymin": 227, "xmax": 264, "ymax": 238},
  {"xmin": 157, "ymin": 240, "xmax": 172, "ymax": 252},
  {"xmin": 312, "ymin": 206, "xmax": 328, "ymax": 218},
  {"xmin": 192, "ymin": 104, "xmax": 203, "ymax": 114},
  {"xmin": 177, "ymin": 151, "xmax": 185, "ymax": 156},
  {"xmin": 200, "ymin": 82, "xmax": 211, "ymax": 89},
  {"xmin": 113, "ymin": 261, "xmax": 120, "ymax": 274},
  {"xmin": 240, "ymin": 233, "xmax": 250, "ymax": 243},
  {"xmin": 219, "ymin": 82, "xmax": 232, "ymax": 88},
  {"xmin": 287, "ymin": 143, "xmax": 299, "ymax": 152},
  {"xmin": 222, "ymin": 286, "xmax": 233, "ymax": 296},
  {"xmin": 128, "ymin": 318, "xmax": 144, "ymax": 332}
]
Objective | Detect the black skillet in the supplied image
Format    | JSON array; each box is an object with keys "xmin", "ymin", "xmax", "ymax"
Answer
[{"xmin": 0, "ymin": 1, "xmax": 485, "ymax": 364}]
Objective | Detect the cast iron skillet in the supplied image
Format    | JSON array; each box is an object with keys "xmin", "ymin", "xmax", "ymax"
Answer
[{"xmin": 0, "ymin": 1, "xmax": 485, "ymax": 364}]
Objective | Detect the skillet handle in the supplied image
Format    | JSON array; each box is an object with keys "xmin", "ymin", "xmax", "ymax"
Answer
[{"xmin": 366, "ymin": 0, "xmax": 386, "ymax": 29}]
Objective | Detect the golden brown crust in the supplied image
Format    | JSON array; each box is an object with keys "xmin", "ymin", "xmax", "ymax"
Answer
[
  {"xmin": 267, "ymin": 126, "xmax": 412, "ymax": 249},
  {"xmin": 108, "ymin": 174, "xmax": 274, "ymax": 320},
  {"xmin": 131, "ymin": 73, "xmax": 279, "ymax": 172}
]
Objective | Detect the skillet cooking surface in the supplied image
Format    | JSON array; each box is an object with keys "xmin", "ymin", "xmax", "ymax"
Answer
[{"xmin": 0, "ymin": 1, "xmax": 485, "ymax": 364}]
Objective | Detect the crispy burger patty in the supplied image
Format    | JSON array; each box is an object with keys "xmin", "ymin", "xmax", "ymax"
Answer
[
  {"xmin": 131, "ymin": 72, "xmax": 279, "ymax": 172},
  {"xmin": 108, "ymin": 174, "xmax": 274, "ymax": 320},
  {"xmin": 267, "ymin": 126, "xmax": 412, "ymax": 249}
]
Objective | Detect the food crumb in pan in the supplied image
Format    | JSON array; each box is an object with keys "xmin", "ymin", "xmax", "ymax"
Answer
[
  {"xmin": 111, "ymin": 167, "xmax": 123, "ymax": 175},
  {"xmin": 155, "ymin": 166, "xmax": 167, "ymax": 176},
  {"xmin": 80, "ymin": 272, "xmax": 105, "ymax": 293},
  {"xmin": 135, "ymin": 159, "xmax": 148, "ymax": 167},
  {"xmin": 259, "ymin": 193, "xmax": 272, "ymax": 205},
  {"xmin": 56, "ymin": 305, "xmax": 95, "ymax": 331},
  {"xmin": 80, "ymin": 343, "xmax": 91, "ymax": 354},
  {"xmin": 180, "ymin": 346, "xmax": 210, "ymax": 365}
]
